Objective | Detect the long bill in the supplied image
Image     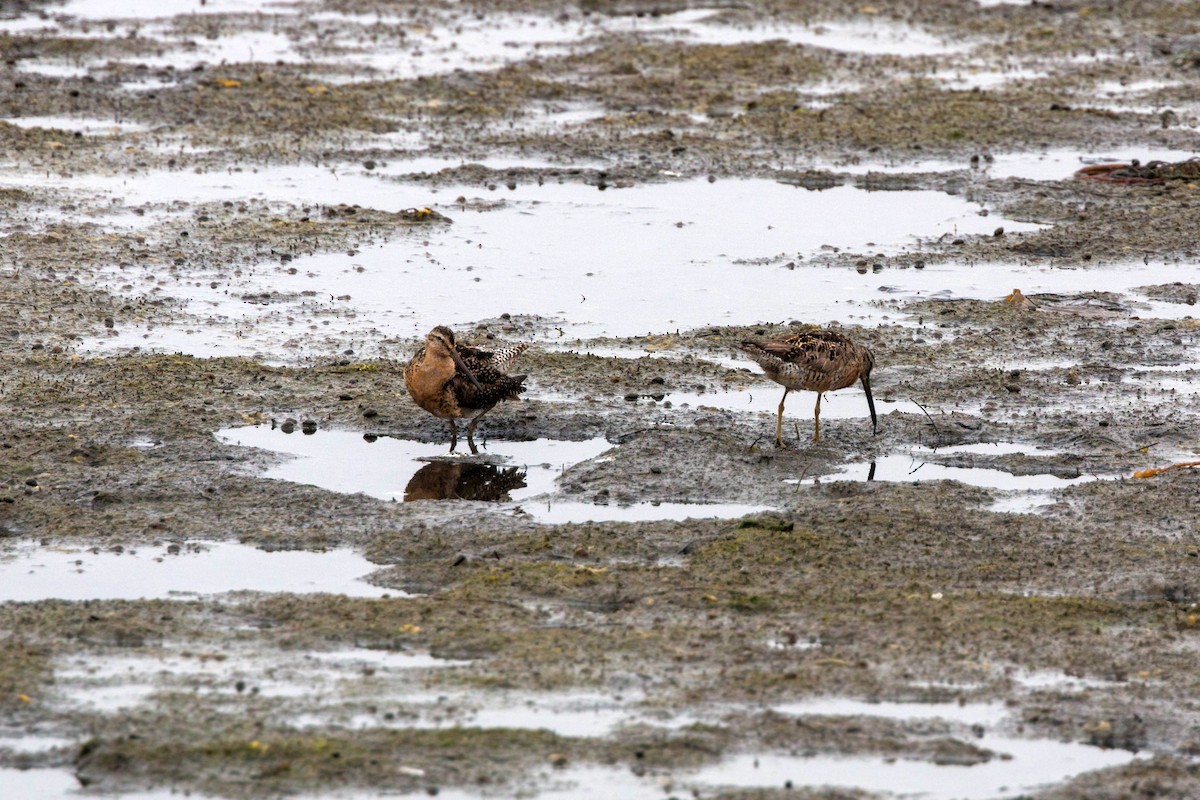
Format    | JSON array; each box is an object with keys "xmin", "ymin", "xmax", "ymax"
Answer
[
  {"xmin": 861, "ymin": 374, "xmax": 878, "ymax": 435},
  {"xmin": 449, "ymin": 349, "xmax": 484, "ymax": 390}
]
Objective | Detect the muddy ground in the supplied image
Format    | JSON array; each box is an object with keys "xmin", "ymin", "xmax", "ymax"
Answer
[{"xmin": 2, "ymin": 0, "xmax": 1200, "ymax": 797}]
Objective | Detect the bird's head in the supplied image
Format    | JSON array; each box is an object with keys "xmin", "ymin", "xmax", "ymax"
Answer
[
  {"xmin": 426, "ymin": 326, "xmax": 482, "ymax": 389},
  {"xmin": 427, "ymin": 325, "xmax": 457, "ymax": 353}
]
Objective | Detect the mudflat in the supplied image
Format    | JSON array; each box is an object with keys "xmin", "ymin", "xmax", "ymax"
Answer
[{"xmin": 2, "ymin": 1, "xmax": 1200, "ymax": 798}]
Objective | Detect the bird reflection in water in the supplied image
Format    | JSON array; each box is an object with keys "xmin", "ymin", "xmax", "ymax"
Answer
[{"xmin": 404, "ymin": 461, "xmax": 528, "ymax": 502}]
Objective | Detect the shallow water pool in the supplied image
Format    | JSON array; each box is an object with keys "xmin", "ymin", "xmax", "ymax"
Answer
[{"xmin": 0, "ymin": 540, "xmax": 393, "ymax": 602}]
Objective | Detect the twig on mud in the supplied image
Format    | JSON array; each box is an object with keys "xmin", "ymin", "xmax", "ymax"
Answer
[
  {"xmin": 611, "ymin": 425, "xmax": 663, "ymax": 444},
  {"xmin": 910, "ymin": 397, "xmax": 941, "ymax": 435},
  {"xmin": 793, "ymin": 460, "xmax": 812, "ymax": 491}
]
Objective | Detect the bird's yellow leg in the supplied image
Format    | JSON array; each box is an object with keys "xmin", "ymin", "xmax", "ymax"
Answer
[
  {"xmin": 775, "ymin": 388, "xmax": 789, "ymax": 447},
  {"xmin": 813, "ymin": 392, "xmax": 822, "ymax": 443}
]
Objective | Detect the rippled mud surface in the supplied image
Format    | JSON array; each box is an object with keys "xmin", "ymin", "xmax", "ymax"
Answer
[{"xmin": 3, "ymin": 0, "xmax": 1200, "ymax": 798}]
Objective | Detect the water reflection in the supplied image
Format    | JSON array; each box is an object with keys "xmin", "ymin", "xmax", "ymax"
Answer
[
  {"xmin": 215, "ymin": 426, "xmax": 611, "ymax": 503},
  {"xmin": 404, "ymin": 461, "xmax": 528, "ymax": 502}
]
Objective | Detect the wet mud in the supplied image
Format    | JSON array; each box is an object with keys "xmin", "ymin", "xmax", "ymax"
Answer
[{"xmin": 3, "ymin": 0, "xmax": 1200, "ymax": 797}]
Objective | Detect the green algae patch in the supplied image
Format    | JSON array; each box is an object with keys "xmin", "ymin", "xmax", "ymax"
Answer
[
  {"xmin": 550, "ymin": 40, "xmax": 825, "ymax": 112},
  {"xmin": 0, "ymin": 638, "xmax": 51, "ymax": 712},
  {"xmin": 457, "ymin": 560, "xmax": 618, "ymax": 597},
  {"xmin": 245, "ymin": 595, "xmax": 438, "ymax": 650},
  {"xmin": 243, "ymin": 592, "xmax": 652, "ymax": 689},
  {"xmin": 689, "ymin": 523, "xmax": 827, "ymax": 571},
  {"xmin": 0, "ymin": 599, "xmax": 208, "ymax": 651},
  {"xmin": 73, "ymin": 721, "xmax": 730, "ymax": 796},
  {"xmin": 739, "ymin": 83, "xmax": 1120, "ymax": 153},
  {"xmin": 746, "ymin": 708, "xmax": 991, "ymax": 763},
  {"xmin": 1035, "ymin": 754, "xmax": 1200, "ymax": 800},
  {"xmin": 74, "ymin": 727, "xmax": 574, "ymax": 796}
]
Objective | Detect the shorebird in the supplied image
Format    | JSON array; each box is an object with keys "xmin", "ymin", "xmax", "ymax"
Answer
[
  {"xmin": 404, "ymin": 326, "xmax": 528, "ymax": 454},
  {"xmin": 740, "ymin": 329, "xmax": 877, "ymax": 447}
]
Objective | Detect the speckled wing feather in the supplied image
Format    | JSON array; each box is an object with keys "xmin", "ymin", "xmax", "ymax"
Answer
[
  {"xmin": 764, "ymin": 331, "xmax": 854, "ymax": 369},
  {"xmin": 450, "ymin": 371, "xmax": 526, "ymax": 412},
  {"xmin": 450, "ymin": 342, "xmax": 529, "ymax": 412},
  {"xmin": 741, "ymin": 330, "xmax": 868, "ymax": 392},
  {"xmin": 457, "ymin": 342, "xmax": 529, "ymax": 372}
]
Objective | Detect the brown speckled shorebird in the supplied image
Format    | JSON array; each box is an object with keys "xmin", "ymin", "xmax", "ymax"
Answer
[
  {"xmin": 740, "ymin": 329, "xmax": 877, "ymax": 447},
  {"xmin": 404, "ymin": 326, "xmax": 528, "ymax": 454}
]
